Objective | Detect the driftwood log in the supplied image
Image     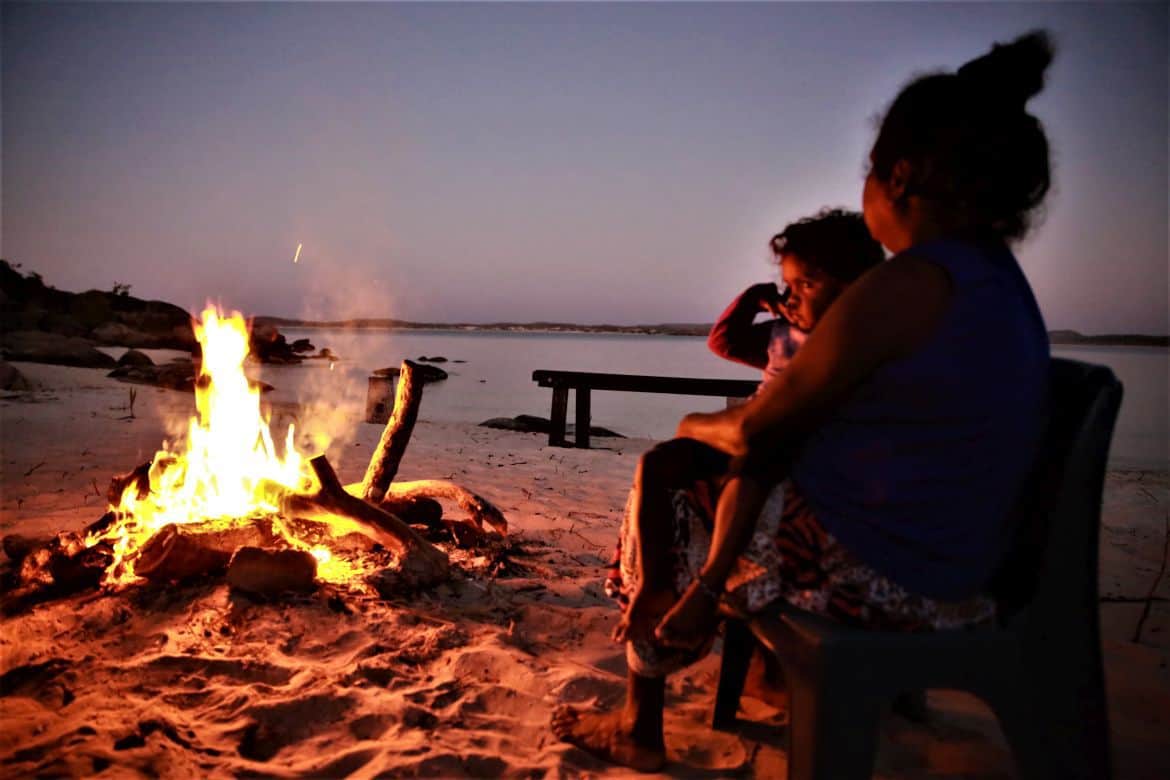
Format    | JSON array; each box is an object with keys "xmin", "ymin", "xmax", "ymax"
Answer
[
  {"xmin": 382, "ymin": 480, "xmax": 508, "ymax": 536},
  {"xmin": 283, "ymin": 456, "xmax": 450, "ymax": 586},
  {"xmin": 361, "ymin": 360, "xmax": 424, "ymax": 503},
  {"xmin": 357, "ymin": 359, "xmax": 509, "ymax": 542}
]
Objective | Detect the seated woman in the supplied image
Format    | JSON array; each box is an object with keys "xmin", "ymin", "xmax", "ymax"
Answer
[{"xmin": 554, "ymin": 30, "xmax": 1054, "ymax": 772}]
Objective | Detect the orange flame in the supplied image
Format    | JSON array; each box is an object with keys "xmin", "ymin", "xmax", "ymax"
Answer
[{"xmin": 87, "ymin": 305, "xmax": 361, "ymax": 586}]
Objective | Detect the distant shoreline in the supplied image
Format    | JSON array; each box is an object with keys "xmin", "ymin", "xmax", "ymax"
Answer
[
  {"xmin": 256, "ymin": 317, "xmax": 712, "ymax": 338},
  {"xmin": 258, "ymin": 317, "xmax": 1168, "ymax": 347}
]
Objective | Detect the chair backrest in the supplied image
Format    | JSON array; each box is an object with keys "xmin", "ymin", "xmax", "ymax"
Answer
[{"xmin": 992, "ymin": 358, "xmax": 1124, "ymax": 627}]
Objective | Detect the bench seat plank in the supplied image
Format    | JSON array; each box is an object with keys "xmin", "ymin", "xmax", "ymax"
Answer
[
  {"xmin": 532, "ymin": 370, "xmax": 757, "ymax": 398},
  {"xmin": 531, "ymin": 370, "xmax": 759, "ymax": 448}
]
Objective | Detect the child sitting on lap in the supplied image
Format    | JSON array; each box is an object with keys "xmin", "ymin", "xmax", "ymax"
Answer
[{"xmin": 606, "ymin": 208, "xmax": 885, "ymax": 650}]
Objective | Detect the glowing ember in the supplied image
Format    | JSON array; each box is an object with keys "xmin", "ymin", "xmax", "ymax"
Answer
[{"xmin": 86, "ymin": 305, "xmax": 363, "ymax": 586}]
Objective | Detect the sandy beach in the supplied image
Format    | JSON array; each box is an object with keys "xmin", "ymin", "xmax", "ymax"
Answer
[{"xmin": 1, "ymin": 361, "xmax": 1167, "ymax": 778}]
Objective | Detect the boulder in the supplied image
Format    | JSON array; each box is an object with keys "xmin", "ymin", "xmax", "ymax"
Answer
[
  {"xmin": 416, "ymin": 355, "xmax": 448, "ymax": 363},
  {"xmin": 107, "ymin": 361, "xmax": 196, "ymax": 392},
  {"xmin": 478, "ymin": 415, "xmax": 623, "ymax": 438},
  {"xmin": 107, "ymin": 360, "xmax": 272, "ymax": 394},
  {"xmin": 0, "ymin": 331, "xmax": 116, "ymax": 368},
  {"xmin": 479, "ymin": 414, "xmax": 553, "ymax": 434},
  {"xmin": 116, "ymin": 349, "xmax": 154, "ymax": 367},
  {"xmin": 92, "ymin": 308, "xmax": 196, "ymax": 350},
  {"xmin": 374, "ymin": 364, "xmax": 448, "ymax": 383},
  {"xmin": 0, "ymin": 361, "xmax": 33, "ymax": 391}
]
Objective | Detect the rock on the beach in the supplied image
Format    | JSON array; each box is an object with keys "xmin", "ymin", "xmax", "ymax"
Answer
[
  {"xmin": 116, "ymin": 349, "xmax": 154, "ymax": 367},
  {"xmin": 107, "ymin": 361, "xmax": 196, "ymax": 392},
  {"xmin": 226, "ymin": 547, "xmax": 318, "ymax": 596},
  {"xmin": 416, "ymin": 355, "xmax": 448, "ymax": 363},
  {"xmin": 478, "ymin": 415, "xmax": 624, "ymax": 438},
  {"xmin": 479, "ymin": 415, "xmax": 553, "ymax": 434},
  {"xmin": 374, "ymin": 364, "xmax": 449, "ymax": 383},
  {"xmin": 0, "ymin": 331, "xmax": 117, "ymax": 368},
  {"xmin": 0, "ymin": 360, "xmax": 33, "ymax": 391}
]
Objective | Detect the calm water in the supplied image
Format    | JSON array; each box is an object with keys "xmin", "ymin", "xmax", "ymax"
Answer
[{"xmin": 270, "ymin": 328, "xmax": 1168, "ymax": 470}]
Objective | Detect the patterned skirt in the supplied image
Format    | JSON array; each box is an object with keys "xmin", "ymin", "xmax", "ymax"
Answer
[{"xmin": 606, "ymin": 477, "xmax": 996, "ymax": 677}]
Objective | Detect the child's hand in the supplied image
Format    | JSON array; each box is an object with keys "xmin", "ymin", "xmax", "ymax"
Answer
[{"xmin": 745, "ymin": 282, "xmax": 786, "ymax": 318}]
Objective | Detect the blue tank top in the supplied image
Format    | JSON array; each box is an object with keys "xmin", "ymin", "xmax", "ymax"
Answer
[{"xmin": 790, "ymin": 239, "xmax": 1050, "ymax": 600}]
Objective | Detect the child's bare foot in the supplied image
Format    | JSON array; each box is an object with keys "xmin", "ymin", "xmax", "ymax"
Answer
[
  {"xmin": 654, "ymin": 578, "xmax": 719, "ymax": 650},
  {"xmin": 551, "ymin": 706, "xmax": 666, "ymax": 772}
]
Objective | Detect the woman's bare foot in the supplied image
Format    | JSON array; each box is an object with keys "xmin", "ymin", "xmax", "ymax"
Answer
[
  {"xmin": 654, "ymin": 578, "xmax": 719, "ymax": 650},
  {"xmin": 551, "ymin": 706, "xmax": 666, "ymax": 773}
]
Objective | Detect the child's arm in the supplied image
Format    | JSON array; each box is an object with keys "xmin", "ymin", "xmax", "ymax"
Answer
[{"xmin": 708, "ymin": 283, "xmax": 785, "ymax": 369}]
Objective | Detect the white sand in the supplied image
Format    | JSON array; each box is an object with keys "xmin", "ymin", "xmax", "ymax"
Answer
[{"xmin": 1, "ymin": 362, "xmax": 1167, "ymax": 778}]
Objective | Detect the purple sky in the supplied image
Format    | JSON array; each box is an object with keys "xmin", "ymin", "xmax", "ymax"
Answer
[{"xmin": 3, "ymin": 2, "xmax": 1167, "ymax": 334}]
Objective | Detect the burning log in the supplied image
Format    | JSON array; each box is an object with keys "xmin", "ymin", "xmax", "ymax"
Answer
[
  {"xmin": 3, "ymin": 534, "xmax": 52, "ymax": 566},
  {"xmin": 283, "ymin": 456, "xmax": 450, "ymax": 587},
  {"xmin": 380, "ymin": 496, "xmax": 444, "ymax": 528},
  {"xmin": 133, "ymin": 520, "xmax": 280, "ymax": 583},
  {"xmin": 361, "ymin": 361, "xmax": 424, "ymax": 503},
  {"xmin": 381, "ymin": 480, "xmax": 508, "ymax": 536},
  {"xmin": 226, "ymin": 547, "xmax": 317, "ymax": 596},
  {"xmin": 106, "ymin": 460, "xmax": 155, "ymax": 506},
  {"xmin": 2, "ymin": 532, "xmax": 113, "ymax": 614}
]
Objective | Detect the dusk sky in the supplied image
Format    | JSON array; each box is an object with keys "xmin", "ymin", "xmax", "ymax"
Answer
[{"xmin": 3, "ymin": 2, "xmax": 1167, "ymax": 334}]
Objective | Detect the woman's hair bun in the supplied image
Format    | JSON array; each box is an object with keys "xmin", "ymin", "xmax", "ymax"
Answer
[{"xmin": 956, "ymin": 30, "xmax": 1054, "ymax": 110}]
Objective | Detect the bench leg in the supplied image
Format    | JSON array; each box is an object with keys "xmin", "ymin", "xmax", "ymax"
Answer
[
  {"xmin": 549, "ymin": 386, "xmax": 569, "ymax": 447},
  {"xmin": 575, "ymin": 388, "xmax": 591, "ymax": 449}
]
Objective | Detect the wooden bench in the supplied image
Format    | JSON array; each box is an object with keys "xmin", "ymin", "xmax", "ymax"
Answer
[{"xmin": 531, "ymin": 369, "xmax": 759, "ymax": 448}]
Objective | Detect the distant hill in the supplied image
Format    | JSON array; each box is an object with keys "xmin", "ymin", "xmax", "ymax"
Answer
[
  {"xmin": 0, "ymin": 260, "xmax": 317, "ymax": 364},
  {"xmin": 0, "ymin": 259, "xmax": 196, "ymax": 350},
  {"xmin": 1048, "ymin": 330, "xmax": 1168, "ymax": 348}
]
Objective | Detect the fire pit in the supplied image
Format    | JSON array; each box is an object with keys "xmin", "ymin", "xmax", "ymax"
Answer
[{"xmin": 2, "ymin": 306, "xmax": 507, "ymax": 610}]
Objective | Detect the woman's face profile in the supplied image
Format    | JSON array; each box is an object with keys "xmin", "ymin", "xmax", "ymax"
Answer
[{"xmin": 862, "ymin": 168, "xmax": 895, "ymax": 251}]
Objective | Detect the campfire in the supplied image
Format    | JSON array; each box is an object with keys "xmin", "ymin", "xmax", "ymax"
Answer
[{"xmin": 2, "ymin": 306, "xmax": 507, "ymax": 610}]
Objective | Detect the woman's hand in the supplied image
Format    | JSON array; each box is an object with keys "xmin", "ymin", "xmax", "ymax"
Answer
[
  {"xmin": 676, "ymin": 411, "xmax": 749, "ymax": 457},
  {"xmin": 611, "ymin": 587, "xmax": 676, "ymax": 644}
]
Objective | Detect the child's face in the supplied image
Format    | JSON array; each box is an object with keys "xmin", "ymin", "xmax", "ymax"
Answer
[{"xmin": 779, "ymin": 253, "xmax": 846, "ymax": 333}]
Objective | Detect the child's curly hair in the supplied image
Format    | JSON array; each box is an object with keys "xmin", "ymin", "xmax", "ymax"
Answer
[{"xmin": 769, "ymin": 208, "xmax": 885, "ymax": 282}]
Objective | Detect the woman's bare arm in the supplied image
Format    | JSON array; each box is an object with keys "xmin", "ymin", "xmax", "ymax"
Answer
[{"xmin": 679, "ymin": 256, "xmax": 952, "ymax": 457}]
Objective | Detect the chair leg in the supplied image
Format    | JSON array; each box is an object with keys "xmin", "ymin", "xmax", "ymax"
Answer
[
  {"xmin": 712, "ymin": 619, "xmax": 754, "ymax": 730},
  {"xmin": 984, "ymin": 649, "xmax": 1111, "ymax": 780},
  {"xmin": 982, "ymin": 676, "xmax": 1049, "ymax": 780},
  {"xmin": 787, "ymin": 669, "xmax": 880, "ymax": 780}
]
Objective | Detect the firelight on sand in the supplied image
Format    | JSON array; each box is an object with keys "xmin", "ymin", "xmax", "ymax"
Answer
[{"xmin": 85, "ymin": 305, "xmax": 356, "ymax": 585}]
